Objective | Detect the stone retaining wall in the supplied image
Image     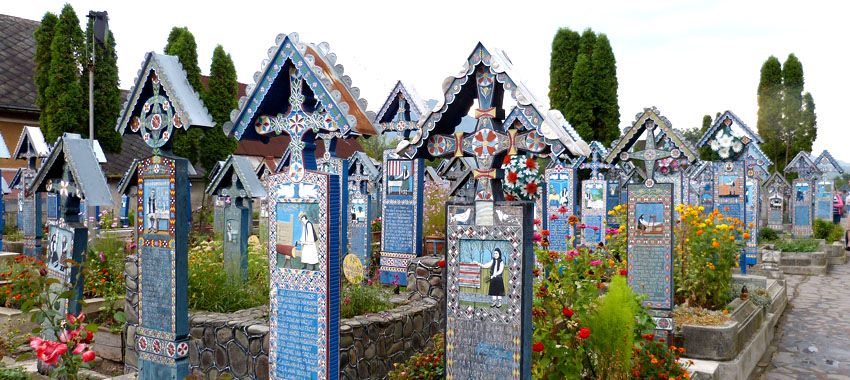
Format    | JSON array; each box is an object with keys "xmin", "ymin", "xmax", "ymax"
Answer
[{"xmin": 124, "ymin": 256, "xmax": 446, "ymax": 379}]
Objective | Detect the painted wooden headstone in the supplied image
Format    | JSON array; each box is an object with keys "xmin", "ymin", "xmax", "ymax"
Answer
[
  {"xmin": 223, "ymin": 33, "xmax": 378, "ymax": 380},
  {"xmin": 743, "ymin": 141, "xmax": 772, "ymax": 265},
  {"xmin": 381, "ymin": 149, "xmax": 424, "ymax": 285},
  {"xmin": 764, "ymin": 172, "xmax": 791, "ymax": 230},
  {"xmin": 14, "ymin": 126, "xmax": 49, "ymax": 258},
  {"xmin": 785, "ymin": 152, "xmax": 820, "ymax": 237},
  {"xmin": 578, "ymin": 141, "xmax": 611, "ymax": 245},
  {"xmin": 115, "ymin": 52, "xmax": 215, "ymax": 379},
  {"xmin": 29, "ymin": 135, "xmax": 112, "ymax": 346},
  {"xmin": 445, "ymin": 202, "xmax": 533, "ymax": 379},
  {"xmin": 120, "ymin": 194, "xmax": 130, "ymax": 227},
  {"xmin": 813, "ymin": 151, "xmax": 844, "ymax": 221},
  {"xmin": 545, "ymin": 159, "xmax": 577, "ymax": 250},
  {"xmin": 345, "ymin": 152, "xmax": 381, "ymax": 283},
  {"xmin": 605, "ymin": 107, "xmax": 698, "ymax": 337},
  {"xmin": 437, "ymin": 157, "xmax": 477, "ymax": 203},
  {"xmin": 205, "ymin": 155, "xmax": 267, "ymax": 282}
]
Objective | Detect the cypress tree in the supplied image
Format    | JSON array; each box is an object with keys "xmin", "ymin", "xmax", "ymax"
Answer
[
  {"xmin": 565, "ymin": 54, "xmax": 595, "ymax": 140},
  {"xmin": 164, "ymin": 27, "xmax": 204, "ymax": 163},
  {"xmin": 43, "ymin": 4, "xmax": 86, "ymax": 143},
  {"xmin": 801, "ymin": 92, "xmax": 817, "ymax": 153},
  {"xmin": 780, "ymin": 54, "xmax": 804, "ymax": 167},
  {"xmin": 578, "ymin": 28, "xmax": 596, "ymax": 58},
  {"xmin": 756, "ymin": 56, "xmax": 783, "ymax": 170},
  {"xmin": 590, "ymin": 34, "xmax": 619, "ymax": 145},
  {"xmin": 81, "ymin": 25, "xmax": 123, "ymax": 153},
  {"xmin": 33, "ymin": 12, "xmax": 57, "ymax": 114},
  {"xmin": 199, "ymin": 45, "xmax": 239, "ymax": 172},
  {"xmin": 548, "ymin": 28, "xmax": 580, "ymax": 115}
]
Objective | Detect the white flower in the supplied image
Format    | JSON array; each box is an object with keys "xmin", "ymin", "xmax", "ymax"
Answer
[{"xmin": 718, "ymin": 147, "xmax": 730, "ymax": 158}]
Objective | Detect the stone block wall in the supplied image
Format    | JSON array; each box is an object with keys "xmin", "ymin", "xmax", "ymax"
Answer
[
  {"xmin": 123, "ymin": 252, "xmax": 140, "ymax": 372},
  {"xmin": 124, "ymin": 256, "xmax": 446, "ymax": 379}
]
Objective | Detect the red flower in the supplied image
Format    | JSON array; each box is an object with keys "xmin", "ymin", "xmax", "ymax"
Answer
[
  {"xmin": 533, "ymin": 233, "xmax": 542, "ymax": 242},
  {"xmin": 562, "ymin": 307, "xmax": 574, "ymax": 318},
  {"xmin": 503, "ymin": 155, "xmax": 512, "ymax": 166},
  {"xmin": 558, "ymin": 205, "xmax": 568, "ymax": 214},
  {"xmin": 578, "ymin": 327, "xmax": 591, "ymax": 340},
  {"xmin": 507, "ymin": 171, "xmax": 518, "ymax": 183},
  {"xmin": 30, "ymin": 337, "xmax": 67, "ymax": 366},
  {"xmin": 532, "ymin": 341, "xmax": 544, "ymax": 352},
  {"xmin": 437, "ymin": 260, "xmax": 446, "ymax": 268},
  {"xmin": 524, "ymin": 181, "xmax": 539, "ymax": 195},
  {"xmin": 525, "ymin": 157, "xmax": 537, "ymax": 170},
  {"xmin": 82, "ymin": 350, "xmax": 96, "ymax": 363},
  {"xmin": 541, "ymin": 229, "xmax": 550, "ymax": 237},
  {"xmin": 533, "ymin": 218, "xmax": 542, "ymax": 226},
  {"xmin": 505, "ymin": 194, "xmax": 516, "ymax": 201},
  {"xmin": 619, "ymin": 269, "xmax": 628, "ymax": 276},
  {"xmin": 549, "ymin": 214, "xmax": 559, "ymax": 221}
]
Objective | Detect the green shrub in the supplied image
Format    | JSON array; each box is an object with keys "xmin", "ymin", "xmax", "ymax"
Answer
[
  {"xmin": 584, "ymin": 276, "xmax": 636, "ymax": 380},
  {"xmin": 340, "ymin": 282, "xmax": 393, "ymax": 319},
  {"xmin": 2, "ymin": 224, "xmax": 22, "ymax": 241},
  {"xmin": 0, "ymin": 362, "xmax": 29, "ymax": 380},
  {"xmin": 775, "ymin": 238, "xmax": 820, "ymax": 252},
  {"xmin": 827, "ymin": 224, "xmax": 845, "ymax": 243},
  {"xmin": 758, "ymin": 227, "xmax": 780, "ymax": 242},
  {"xmin": 813, "ymin": 219, "xmax": 834, "ymax": 240},
  {"xmin": 188, "ymin": 237, "xmax": 269, "ymax": 312}
]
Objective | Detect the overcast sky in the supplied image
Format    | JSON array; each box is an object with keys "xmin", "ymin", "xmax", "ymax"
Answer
[{"xmin": 5, "ymin": 1, "xmax": 848, "ymax": 162}]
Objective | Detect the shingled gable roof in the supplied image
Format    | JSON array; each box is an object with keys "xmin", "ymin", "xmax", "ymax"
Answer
[
  {"xmin": 374, "ymin": 81, "xmax": 429, "ymax": 126},
  {"xmin": 696, "ymin": 110, "xmax": 763, "ymax": 148},
  {"xmin": 205, "ymin": 155, "xmax": 267, "ymax": 198},
  {"xmin": 346, "ymin": 151, "xmax": 381, "ymax": 181},
  {"xmin": 116, "ymin": 52, "xmax": 214, "ymax": 136},
  {"xmin": 224, "ymin": 33, "xmax": 377, "ymax": 140},
  {"xmin": 783, "ymin": 151, "xmax": 821, "ymax": 176},
  {"xmin": 0, "ymin": 14, "xmax": 39, "ymax": 114},
  {"xmin": 764, "ymin": 171, "xmax": 791, "ymax": 193},
  {"xmin": 408, "ymin": 42, "xmax": 588, "ymax": 159},
  {"xmin": 814, "ymin": 150, "xmax": 844, "ymax": 174},
  {"xmin": 13, "ymin": 126, "xmax": 49, "ymax": 159},
  {"xmin": 604, "ymin": 107, "xmax": 699, "ymax": 164},
  {"xmin": 28, "ymin": 135, "xmax": 112, "ymax": 207}
]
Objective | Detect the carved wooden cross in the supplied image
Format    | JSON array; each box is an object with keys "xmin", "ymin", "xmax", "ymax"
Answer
[
  {"xmin": 618, "ymin": 119, "xmax": 680, "ymax": 186},
  {"xmin": 45, "ymin": 163, "xmax": 81, "ymax": 221},
  {"xmin": 316, "ymin": 131, "xmax": 344, "ymax": 174},
  {"xmin": 254, "ymin": 68, "xmax": 337, "ymax": 182},
  {"xmin": 580, "ymin": 145, "xmax": 611, "ymax": 180},
  {"xmin": 221, "ymin": 173, "xmax": 247, "ymax": 207}
]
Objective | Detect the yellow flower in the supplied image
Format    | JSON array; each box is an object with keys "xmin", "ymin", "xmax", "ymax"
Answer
[
  {"xmin": 729, "ymin": 235, "xmax": 735, "ymax": 241},
  {"xmin": 698, "ymin": 206, "xmax": 704, "ymax": 212},
  {"xmin": 614, "ymin": 205, "xmax": 623, "ymax": 212},
  {"xmin": 608, "ymin": 210, "xmax": 615, "ymax": 216}
]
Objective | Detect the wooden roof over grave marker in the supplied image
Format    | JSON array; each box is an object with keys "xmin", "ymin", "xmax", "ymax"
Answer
[
  {"xmin": 696, "ymin": 110, "xmax": 763, "ymax": 148},
  {"xmin": 223, "ymin": 33, "xmax": 378, "ymax": 141},
  {"xmin": 27, "ymin": 135, "xmax": 113, "ymax": 206},
  {"xmin": 346, "ymin": 151, "xmax": 381, "ymax": 182},
  {"xmin": 604, "ymin": 107, "xmax": 699, "ymax": 181},
  {"xmin": 814, "ymin": 150, "xmax": 844, "ymax": 175},
  {"xmin": 13, "ymin": 126, "xmax": 49, "ymax": 159},
  {"xmin": 115, "ymin": 52, "xmax": 214, "ymax": 146},
  {"xmin": 784, "ymin": 151, "xmax": 821, "ymax": 178},
  {"xmin": 205, "ymin": 155, "xmax": 268, "ymax": 199},
  {"xmin": 764, "ymin": 171, "xmax": 792, "ymax": 195},
  {"xmin": 407, "ymin": 42, "xmax": 589, "ymax": 160},
  {"xmin": 375, "ymin": 81, "xmax": 429, "ymax": 134}
]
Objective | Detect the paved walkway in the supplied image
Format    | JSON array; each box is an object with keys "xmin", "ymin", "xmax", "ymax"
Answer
[{"xmin": 761, "ymin": 258, "xmax": 850, "ymax": 379}]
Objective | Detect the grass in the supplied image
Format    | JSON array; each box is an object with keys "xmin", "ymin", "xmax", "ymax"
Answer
[
  {"xmin": 340, "ymin": 282, "xmax": 394, "ymax": 319},
  {"xmin": 188, "ymin": 236, "xmax": 269, "ymax": 313},
  {"xmin": 774, "ymin": 238, "xmax": 821, "ymax": 253}
]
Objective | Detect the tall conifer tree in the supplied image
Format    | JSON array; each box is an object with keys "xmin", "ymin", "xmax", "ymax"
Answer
[
  {"xmin": 34, "ymin": 12, "xmax": 57, "ymax": 115},
  {"xmin": 801, "ymin": 92, "xmax": 817, "ymax": 153},
  {"xmin": 200, "ymin": 45, "xmax": 239, "ymax": 172},
  {"xmin": 43, "ymin": 4, "xmax": 86, "ymax": 143},
  {"xmin": 565, "ymin": 54, "xmax": 595, "ymax": 140},
  {"xmin": 780, "ymin": 54, "xmax": 804, "ymax": 166},
  {"xmin": 164, "ymin": 27, "xmax": 205, "ymax": 164},
  {"xmin": 548, "ymin": 28, "xmax": 580, "ymax": 115},
  {"xmin": 590, "ymin": 34, "xmax": 619, "ymax": 145},
  {"xmin": 578, "ymin": 28, "xmax": 596, "ymax": 58},
  {"xmin": 756, "ymin": 56, "xmax": 783, "ymax": 170}
]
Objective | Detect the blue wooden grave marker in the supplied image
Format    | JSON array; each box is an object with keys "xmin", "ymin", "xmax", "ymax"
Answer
[
  {"xmin": 205, "ymin": 155, "xmax": 267, "ymax": 282},
  {"xmin": 223, "ymin": 33, "xmax": 377, "ymax": 379},
  {"xmin": 116, "ymin": 52, "xmax": 215, "ymax": 379},
  {"xmin": 578, "ymin": 141, "xmax": 611, "ymax": 245},
  {"xmin": 28, "ymin": 135, "xmax": 112, "ymax": 347},
  {"xmin": 344, "ymin": 152, "xmax": 381, "ymax": 283},
  {"xmin": 14, "ymin": 126, "xmax": 49, "ymax": 258},
  {"xmin": 606, "ymin": 107, "xmax": 698, "ymax": 337},
  {"xmin": 813, "ymin": 150, "xmax": 843, "ymax": 222},
  {"xmin": 764, "ymin": 172, "xmax": 791, "ymax": 231},
  {"xmin": 380, "ymin": 149, "xmax": 424, "ymax": 286},
  {"xmin": 445, "ymin": 202, "xmax": 533, "ymax": 379},
  {"xmin": 785, "ymin": 151, "xmax": 821, "ymax": 237}
]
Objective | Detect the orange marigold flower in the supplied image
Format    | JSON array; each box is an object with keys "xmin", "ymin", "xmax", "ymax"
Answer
[
  {"xmin": 568, "ymin": 215, "xmax": 580, "ymax": 225},
  {"xmin": 711, "ymin": 241, "xmax": 721, "ymax": 248}
]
